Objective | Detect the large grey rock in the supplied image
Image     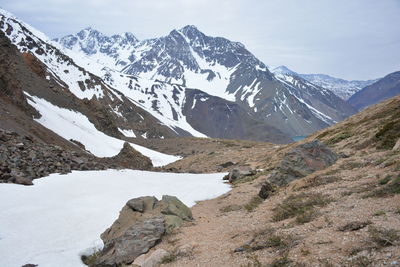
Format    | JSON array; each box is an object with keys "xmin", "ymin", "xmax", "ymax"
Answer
[
  {"xmin": 164, "ymin": 215, "xmax": 184, "ymax": 233},
  {"xmin": 127, "ymin": 196, "xmax": 157, "ymax": 213},
  {"xmin": 94, "ymin": 195, "xmax": 193, "ymax": 266},
  {"xmin": 94, "ymin": 217, "xmax": 165, "ymax": 267},
  {"xmin": 226, "ymin": 168, "xmax": 255, "ymax": 183},
  {"xmin": 161, "ymin": 195, "xmax": 193, "ymax": 221},
  {"xmin": 268, "ymin": 140, "xmax": 338, "ymax": 186}
]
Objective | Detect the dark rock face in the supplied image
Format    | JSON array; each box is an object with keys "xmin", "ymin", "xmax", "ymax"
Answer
[
  {"xmin": 268, "ymin": 140, "xmax": 338, "ymax": 186},
  {"xmin": 183, "ymin": 89, "xmax": 292, "ymax": 143},
  {"xmin": 94, "ymin": 195, "xmax": 192, "ymax": 267},
  {"xmin": 348, "ymin": 71, "xmax": 400, "ymax": 111}
]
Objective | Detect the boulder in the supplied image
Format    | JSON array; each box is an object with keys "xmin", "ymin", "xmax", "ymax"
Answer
[
  {"xmin": 225, "ymin": 167, "xmax": 255, "ymax": 183},
  {"xmin": 11, "ymin": 175, "xmax": 33, "ymax": 186},
  {"xmin": 127, "ymin": 196, "xmax": 157, "ymax": 213},
  {"xmin": 164, "ymin": 215, "xmax": 184, "ymax": 233},
  {"xmin": 161, "ymin": 195, "xmax": 193, "ymax": 221},
  {"xmin": 258, "ymin": 181, "xmax": 275, "ymax": 199},
  {"xmin": 110, "ymin": 142, "xmax": 153, "ymax": 170},
  {"xmin": 268, "ymin": 140, "xmax": 338, "ymax": 186},
  {"xmin": 94, "ymin": 217, "xmax": 165, "ymax": 267},
  {"xmin": 95, "ymin": 195, "xmax": 192, "ymax": 266}
]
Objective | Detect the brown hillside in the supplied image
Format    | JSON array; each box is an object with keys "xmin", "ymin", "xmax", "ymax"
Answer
[{"xmin": 147, "ymin": 96, "xmax": 400, "ymax": 266}]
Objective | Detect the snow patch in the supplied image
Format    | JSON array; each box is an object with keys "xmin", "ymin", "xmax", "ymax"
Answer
[
  {"xmin": 0, "ymin": 170, "xmax": 231, "ymax": 267},
  {"xmin": 26, "ymin": 93, "xmax": 180, "ymax": 166}
]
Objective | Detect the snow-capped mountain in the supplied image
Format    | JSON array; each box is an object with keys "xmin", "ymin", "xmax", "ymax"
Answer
[
  {"xmin": 274, "ymin": 66, "xmax": 378, "ymax": 100},
  {"xmin": 55, "ymin": 26, "xmax": 357, "ymax": 137},
  {"xmin": 299, "ymin": 73, "xmax": 378, "ymax": 100},
  {"xmin": 0, "ymin": 8, "xmax": 290, "ymax": 144}
]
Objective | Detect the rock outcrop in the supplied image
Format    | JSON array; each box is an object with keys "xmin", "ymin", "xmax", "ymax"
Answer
[
  {"xmin": 223, "ymin": 167, "xmax": 256, "ymax": 183},
  {"xmin": 267, "ymin": 140, "xmax": 338, "ymax": 186},
  {"xmin": 0, "ymin": 129, "xmax": 155, "ymax": 185},
  {"xmin": 93, "ymin": 195, "xmax": 192, "ymax": 267},
  {"xmin": 109, "ymin": 142, "xmax": 153, "ymax": 170},
  {"xmin": 0, "ymin": 129, "xmax": 112, "ymax": 185}
]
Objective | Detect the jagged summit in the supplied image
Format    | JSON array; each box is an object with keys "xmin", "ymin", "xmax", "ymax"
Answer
[{"xmin": 272, "ymin": 65, "xmax": 298, "ymax": 76}]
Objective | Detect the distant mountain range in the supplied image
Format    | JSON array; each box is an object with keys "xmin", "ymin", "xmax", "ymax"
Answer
[
  {"xmin": 0, "ymin": 8, "xmax": 361, "ymax": 150},
  {"xmin": 348, "ymin": 71, "xmax": 400, "ymax": 110},
  {"xmin": 273, "ymin": 66, "xmax": 379, "ymax": 100},
  {"xmin": 54, "ymin": 25, "xmax": 357, "ymax": 137}
]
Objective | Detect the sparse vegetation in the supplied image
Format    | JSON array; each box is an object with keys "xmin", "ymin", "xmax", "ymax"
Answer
[
  {"xmin": 160, "ymin": 251, "xmax": 178, "ymax": 264},
  {"xmin": 340, "ymin": 160, "xmax": 364, "ymax": 170},
  {"xmin": 375, "ymin": 119, "xmax": 400, "ymax": 150},
  {"xmin": 326, "ymin": 131, "xmax": 352, "ymax": 145},
  {"xmin": 238, "ymin": 227, "xmax": 298, "ymax": 255},
  {"xmin": 272, "ymin": 193, "xmax": 332, "ymax": 223},
  {"xmin": 300, "ymin": 175, "xmax": 340, "ymax": 189},
  {"xmin": 268, "ymin": 255, "xmax": 294, "ymax": 267},
  {"xmin": 378, "ymin": 175, "xmax": 392, "ymax": 185},
  {"xmin": 343, "ymin": 255, "xmax": 373, "ymax": 267},
  {"xmin": 373, "ymin": 210, "xmax": 386, "ymax": 216},
  {"xmin": 220, "ymin": 204, "xmax": 242, "ymax": 213},
  {"xmin": 363, "ymin": 175, "xmax": 400, "ymax": 198},
  {"xmin": 81, "ymin": 248, "xmax": 101, "ymax": 266},
  {"xmin": 368, "ymin": 226, "xmax": 400, "ymax": 247},
  {"xmin": 244, "ymin": 195, "xmax": 264, "ymax": 212}
]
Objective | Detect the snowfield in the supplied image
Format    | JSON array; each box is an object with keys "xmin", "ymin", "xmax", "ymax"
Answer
[
  {"xmin": 0, "ymin": 170, "xmax": 230, "ymax": 267},
  {"xmin": 25, "ymin": 93, "xmax": 180, "ymax": 167}
]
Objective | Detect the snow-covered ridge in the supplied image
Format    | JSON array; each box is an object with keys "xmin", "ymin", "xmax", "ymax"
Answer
[
  {"xmin": 26, "ymin": 93, "xmax": 180, "ymax": 166},
  {"xmin": 0, "ymin": 8, "xmax": 208, "ymax": 138},
  {"xmin": 273, "ymin": 66, "xmax": 378, "ymax": 100}
]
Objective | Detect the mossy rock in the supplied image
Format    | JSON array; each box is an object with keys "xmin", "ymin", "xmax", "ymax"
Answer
[
  {"xmin": 164, "ymin": 215, "xmax": 184, "ymax": 233},
  {"xmin": 161, "ymin": 195, "xmax": 193, "ymax": 221}
]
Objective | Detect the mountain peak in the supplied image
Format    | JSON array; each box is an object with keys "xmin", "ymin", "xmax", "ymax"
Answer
[
  {"xmin": 179, "ymin": 25, "xmax": 204, "ymax": 38},
  {"xmin": 181, "ymin": 25, "xmax": 200, "ymax": 32},
  {"xmin": 272, "ymin": 66, "xmax": 297, "ymax": 76}
]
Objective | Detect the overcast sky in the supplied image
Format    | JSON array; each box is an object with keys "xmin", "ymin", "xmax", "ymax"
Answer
[{"xmin": 1, "ymin": 0, "xmax": 399, "ymax": 80}]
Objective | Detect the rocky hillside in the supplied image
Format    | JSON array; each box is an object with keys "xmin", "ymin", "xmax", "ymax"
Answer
[
  {"xmin": 348, "ymin": 71, "xmax": 400, "ymax": 111},
  {"xmin": 55, "ymin": 25, "xmax": 357, "ymax": 137},
  {"xmin": 114, "ymin": 95, "xmax": 400, "ymax": 267}
]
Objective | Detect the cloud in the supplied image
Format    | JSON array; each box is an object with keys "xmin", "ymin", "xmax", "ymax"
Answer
[{"xmin": 1, "ymin": 0, "xmax": 399, "ymax": 80}]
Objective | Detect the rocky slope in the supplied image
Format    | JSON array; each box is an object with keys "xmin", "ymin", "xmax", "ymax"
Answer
[
  {"xmin": 134, "ymin": 95, "xmax": 400, "ymax": 267},
  {"xmin": 55, "ymin": 25, "xmax": 357, "ymax": 137},
  {"xmin": 348, "ymin": 71, "xmax": 400, "ymax": 111},
  {"xmin": 79, "ymin": 94, "xmax": 400, "ymax": 266}
]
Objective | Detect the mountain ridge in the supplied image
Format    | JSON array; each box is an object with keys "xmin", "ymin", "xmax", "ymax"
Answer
[{"xmin": 55, "ymin": 25, "xmax": 357, "ymax": 137}]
